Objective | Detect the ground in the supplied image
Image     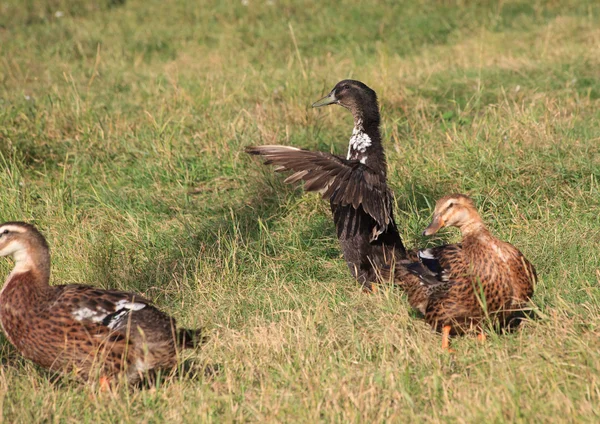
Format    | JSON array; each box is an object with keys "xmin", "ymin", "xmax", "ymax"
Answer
[{"xmin": 1, "ymin": 0, "xmax": 599, "ymax": 422}]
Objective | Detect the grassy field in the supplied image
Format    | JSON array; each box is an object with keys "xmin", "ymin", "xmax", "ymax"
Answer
[{"xmin": 1, "ymin": 0, "xmax": 600, "ymax": 421}]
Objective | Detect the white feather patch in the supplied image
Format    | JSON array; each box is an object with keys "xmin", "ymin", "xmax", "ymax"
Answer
[
  {"xmin": 418, "ymin": 249, "xmax": 436, "ymax": 260},
  {"xmin": 269, "ymin": 145, "xmax": 301, "ymax": 151},
  {"xmin": 71, "ymin": 300, "xmax": 145, "ymax": 326},
  {"xmin": 115, "ymin": 300, "xmax": 146, "ymax": 311},
  {"xmin": 350, "ymin": 128, "xmax": 372, "ymax": 150},
  {"xmin": 72, "ymin": 307, "xmax": 107, "ymax": 323},
  {"xmin": 347, "ymin": 122, "xmax": 372, "ymax": 159},
  {"xmin": 106, "ymin": 310, "xmax": 128, "ymax": 329}
]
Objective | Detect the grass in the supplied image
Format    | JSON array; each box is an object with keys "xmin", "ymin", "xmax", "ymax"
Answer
[{"xmin": 1, "ymin": 0, "xmax": 600, "ymax": 421}]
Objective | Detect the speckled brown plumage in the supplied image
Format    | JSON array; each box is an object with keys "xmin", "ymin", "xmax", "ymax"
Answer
[
  {"xmin": 0, "ymin": 222, "xmax": 202, "ymax": 384},
  {"xmin": 394, "ymin": 195, "xmax": 536, "ymax": 348}
]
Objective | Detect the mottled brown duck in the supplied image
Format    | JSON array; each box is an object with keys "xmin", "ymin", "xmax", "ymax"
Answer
[
  {"xmin": 246, "ymin": 80, "xmax": 406, "ymax": 290},
  {"xmin": 395, "ymin": 194, "xmax": 536, "ymax": 351},
  {"xmin": 0, "ymin": 222, "xmax": 202, "ymax": 386}
]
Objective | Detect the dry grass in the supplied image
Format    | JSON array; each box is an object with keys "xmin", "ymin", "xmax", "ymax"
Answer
[{"xmin": 1, "ymin": 0, "xmax": 600, "ymax": 422}]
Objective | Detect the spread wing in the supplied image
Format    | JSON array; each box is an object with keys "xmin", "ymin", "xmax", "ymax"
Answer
[
  {"xmin": 55, "ymin": 285, "xmax": 153, "ymax": 331},
  {"xmin": 246, "ymin": 145, "xmax": 394, "ymax": 230}
]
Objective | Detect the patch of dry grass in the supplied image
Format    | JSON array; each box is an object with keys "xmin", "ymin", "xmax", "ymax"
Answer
[{"xmin": 0, "ymin": 0, "xmax": 599, "ymax": 422}]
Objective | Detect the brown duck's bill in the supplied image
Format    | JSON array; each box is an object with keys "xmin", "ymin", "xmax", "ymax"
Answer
[
  {"xmin": 311, "ymin": 91, "xmax": 337, "ymax": 108},
  {"xmin": 423, "ymin": 215, "xmax": 444, "ymax": 236}
]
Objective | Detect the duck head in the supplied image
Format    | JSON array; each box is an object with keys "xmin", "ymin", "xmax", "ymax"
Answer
[
  {"xmin": 423, "ymin": 194, "xmax": 485, "ymax": 236},
  {"xmin": 0, "ymin": 222, "xmax": 50, "ymax": 276},
  {"xmin": 312, "ymin": 80, "xmax": 379, "ymax": 125}
]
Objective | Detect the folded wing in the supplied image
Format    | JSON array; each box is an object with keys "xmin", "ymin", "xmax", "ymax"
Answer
[
  {"xmin": 59, "ymin": 285, "xmax": 153, "ymax": 332},
  {"xmin": 406, "ymin": 244, "xmax": 463, "ymax": 296}
]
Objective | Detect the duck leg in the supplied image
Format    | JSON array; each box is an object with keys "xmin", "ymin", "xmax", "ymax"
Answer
[
  {"xmin": 442, "ymin": 325, "xmax": 453, "ymax": 352},
  {"xmin": 477, "ymin": 332, "xmax": 487, "ymax": 343},
  {"xmin": 99, "ymin": 375, "xmax": 112, "ymax": 392},
  {"xmin": 364, "ymin": 282, "xmax": 378, "ymax": 293}
]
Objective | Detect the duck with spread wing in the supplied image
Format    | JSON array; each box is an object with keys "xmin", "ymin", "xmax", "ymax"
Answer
[{"xmin": 246, "ymin": 80, "xmax": 406, "ymax": 290}]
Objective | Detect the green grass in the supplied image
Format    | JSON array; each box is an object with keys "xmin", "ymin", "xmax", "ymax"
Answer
[{"xmin": 1, "ymin": 0, "xmax": 600, "ymax": 421}]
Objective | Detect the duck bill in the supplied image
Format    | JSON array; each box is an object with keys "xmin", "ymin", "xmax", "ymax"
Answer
[
  {"xmin": 311, "ymin": 91, "xmax": 337, "ymax": 108},
  {"xmin": 423, "ymin": 215, "xmax": 444, "ymax": 236}
]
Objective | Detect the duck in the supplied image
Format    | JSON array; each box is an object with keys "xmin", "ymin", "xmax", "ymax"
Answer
[
  {"xmin": 0, "ymin": 221, "xmax": 202, "ymax": 386},
  {"xmin": 246, "ymin": 80, "xmax": 406, "ymax": 290},
  {"xmin": 394, "ymin": 194, "xmax": 536, "ymax": 351}
]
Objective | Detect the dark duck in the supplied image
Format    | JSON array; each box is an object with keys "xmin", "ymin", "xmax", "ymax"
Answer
[{"xmin": 246, "ymin": 80, "xmax": 406, "ymax": 290}]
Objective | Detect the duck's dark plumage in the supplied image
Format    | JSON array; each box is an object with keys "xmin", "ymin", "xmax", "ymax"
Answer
[
  {"xmin": 245, "ymin": 145, "xmax": 394, "ymax": 231},
  {"xmin": 246, "ymin": 80, "xmax": 406, "ymax": 288}
]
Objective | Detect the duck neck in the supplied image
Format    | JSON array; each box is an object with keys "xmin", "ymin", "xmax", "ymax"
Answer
[
  {"xmin": 1, "ymin": 246, "xmax": 50, "ymax": 297},
  {"xmin": 460, "ymin": 221, "xmax": 490, "ymax": 241},
  {"xmin": 347, "ymin": 112, "xmax": 386, "ymax": 174}
]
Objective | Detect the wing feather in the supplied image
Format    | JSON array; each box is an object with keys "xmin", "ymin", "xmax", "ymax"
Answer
[
  {"xmin": 59, "ymin": 285, "xmax": 151, "ymax": 331},
  {"xmin": 406, "ymin": 244, "xmax": 464, "ymax": 296},
  {"xmin": 246, "ymin": 145, "xmax": 393, "ymax": 230}
]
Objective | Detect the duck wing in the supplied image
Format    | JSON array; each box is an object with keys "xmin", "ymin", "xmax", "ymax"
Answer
[
  {"xmin": 246, "ymin": 145, "xmax": 394, "ymax": 230},
  {"xmin": 53, "ymin": 285, "xmax": 157, "ymax": 331},
  {"xmin": 507, "ymin": 246, "xmax": 537, "ymax": 304},
  {"xmin": 407, "ymin": 244, "xmax": 463, "ymax": 295}
]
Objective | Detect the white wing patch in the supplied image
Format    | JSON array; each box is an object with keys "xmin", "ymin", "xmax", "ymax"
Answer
[
  {"xmin": 72, "ymin": 307, "xmax": 108, "ymax": 323},
  {"xmin": 115, "ymin": 300, "xmax": 146, "ymax": 311},
  {"xmin": 105, "ymin": 301, "xmax": 147, "ymax": 329},
  {"xmin": 106, "ymin": 310, "xmax": 128, "ymax": 329},
  {"xmin": 72, "ymin": 300, "xmax": 146, "ymax": 328},
  {"xmin": 417, "ymin": 249, "xmax": 451, "ymax": 283},
  {"xmin": 418, "ymin": 249, "xmax": 436, "ymax": 260}
]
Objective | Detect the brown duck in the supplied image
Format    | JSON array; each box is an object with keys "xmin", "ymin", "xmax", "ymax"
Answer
[
  {"xmin": 0, "ymin": 222, "xmax": 202, "ymax": 385},
  {"xmin": 395, "ymin": 194, "xmax": 536, "ymax": 350}
]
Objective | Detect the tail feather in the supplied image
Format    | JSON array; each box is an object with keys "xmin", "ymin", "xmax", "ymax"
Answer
[{"xmin": 177, "ymin": 328, "xmax": 206, "ymax": 349}]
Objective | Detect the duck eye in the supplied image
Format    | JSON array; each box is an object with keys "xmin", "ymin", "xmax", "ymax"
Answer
[
  {"xmin": 443, "ymin": 202, "xmax": 454, "ymax": 213},
  {"xmin": 343, "ymin": 84, "xmax": 350, "ymax": 90},
  {"xmin": 1, "ymin": 230, "xmax": 8, "ymax": 235}
]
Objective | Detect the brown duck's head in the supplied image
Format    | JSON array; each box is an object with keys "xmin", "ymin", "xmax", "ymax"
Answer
[
  {"xmin": 0, "ymin": 222, "xmax": 50, "ymax": 273},
  {"xmin": 423, "ymin": 194, "xmax": 483, "ymax": 236},
  {"xmin": 312, "ymin": 80, "xmax": 379, "ymax": 124}
]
